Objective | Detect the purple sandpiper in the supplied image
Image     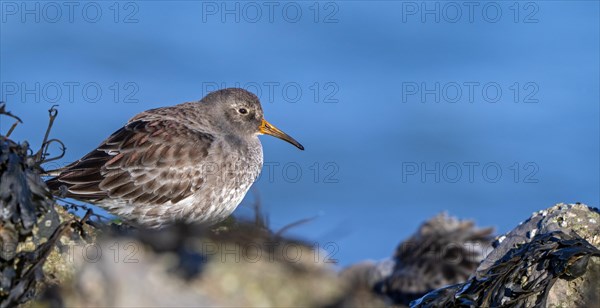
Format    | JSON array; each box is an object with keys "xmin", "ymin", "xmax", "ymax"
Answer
[{"xmin": 46, "ymin": 88, "xmax": 304, "ymax": 228}]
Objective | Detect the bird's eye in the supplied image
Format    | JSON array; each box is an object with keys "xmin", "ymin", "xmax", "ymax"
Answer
[{"xmin": 238, "ymin": 108, "xmax": 248, "ymax": 114}]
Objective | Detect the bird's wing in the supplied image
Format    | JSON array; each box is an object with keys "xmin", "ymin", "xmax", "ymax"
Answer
[{"xmin": 46, "ymin": 119, "xmax": 215, "ymax": 205}]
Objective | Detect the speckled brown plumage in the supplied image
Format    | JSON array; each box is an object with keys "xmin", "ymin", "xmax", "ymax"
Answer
[{"xmin": 46, "ymin": 88, "xmax": 304, "ymax": 228}]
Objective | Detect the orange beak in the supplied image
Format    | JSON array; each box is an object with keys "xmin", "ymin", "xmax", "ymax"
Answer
[{"xmin": 259, "ymin": 119, "xmax": 304, "ymax": 150}]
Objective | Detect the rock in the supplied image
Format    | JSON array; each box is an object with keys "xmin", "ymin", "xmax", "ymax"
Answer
[
  {"xmin": 49, "ymin": 222, "xmax": 346, "ymax": 307},
  {"xmin": 339, "ymin": 213, "xmax": 495, "ymax": 307},
  {"xmin": 412, "ymin": 203, "xmax": 600, "ymax": 308},
  {"xmin": 1, "ymin": 129, "xmax": 93, "ymax": 308}
]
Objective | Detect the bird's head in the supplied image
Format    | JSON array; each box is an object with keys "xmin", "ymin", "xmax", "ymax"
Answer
[{"xmin": 203, "ymin": 88, "xmax": 304, "ymax": 150}]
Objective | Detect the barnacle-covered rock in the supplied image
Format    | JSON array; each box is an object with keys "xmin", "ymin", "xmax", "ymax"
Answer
[
  {"xmin": 412, "ymin": 203, "xmax": 600, "ymax": 308},
  {"xmin": 1, "ymin": 107, "xmax": 94, "ymax": 307}
]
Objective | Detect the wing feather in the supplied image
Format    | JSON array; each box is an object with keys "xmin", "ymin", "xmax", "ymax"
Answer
[{"xmin": 46, "ymin": 119, "xmax": 215, "ymax": 208}]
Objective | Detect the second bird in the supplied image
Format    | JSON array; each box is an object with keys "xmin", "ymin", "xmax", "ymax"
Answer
[{"xmin": 46, "ymin": 88, "xmax": 304, "ymax": 228}]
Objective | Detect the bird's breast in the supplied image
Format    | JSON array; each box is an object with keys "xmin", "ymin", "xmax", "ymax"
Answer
[{"xmin": 180, "ymin": 137, "xmax": 262, "ymax": 224}]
